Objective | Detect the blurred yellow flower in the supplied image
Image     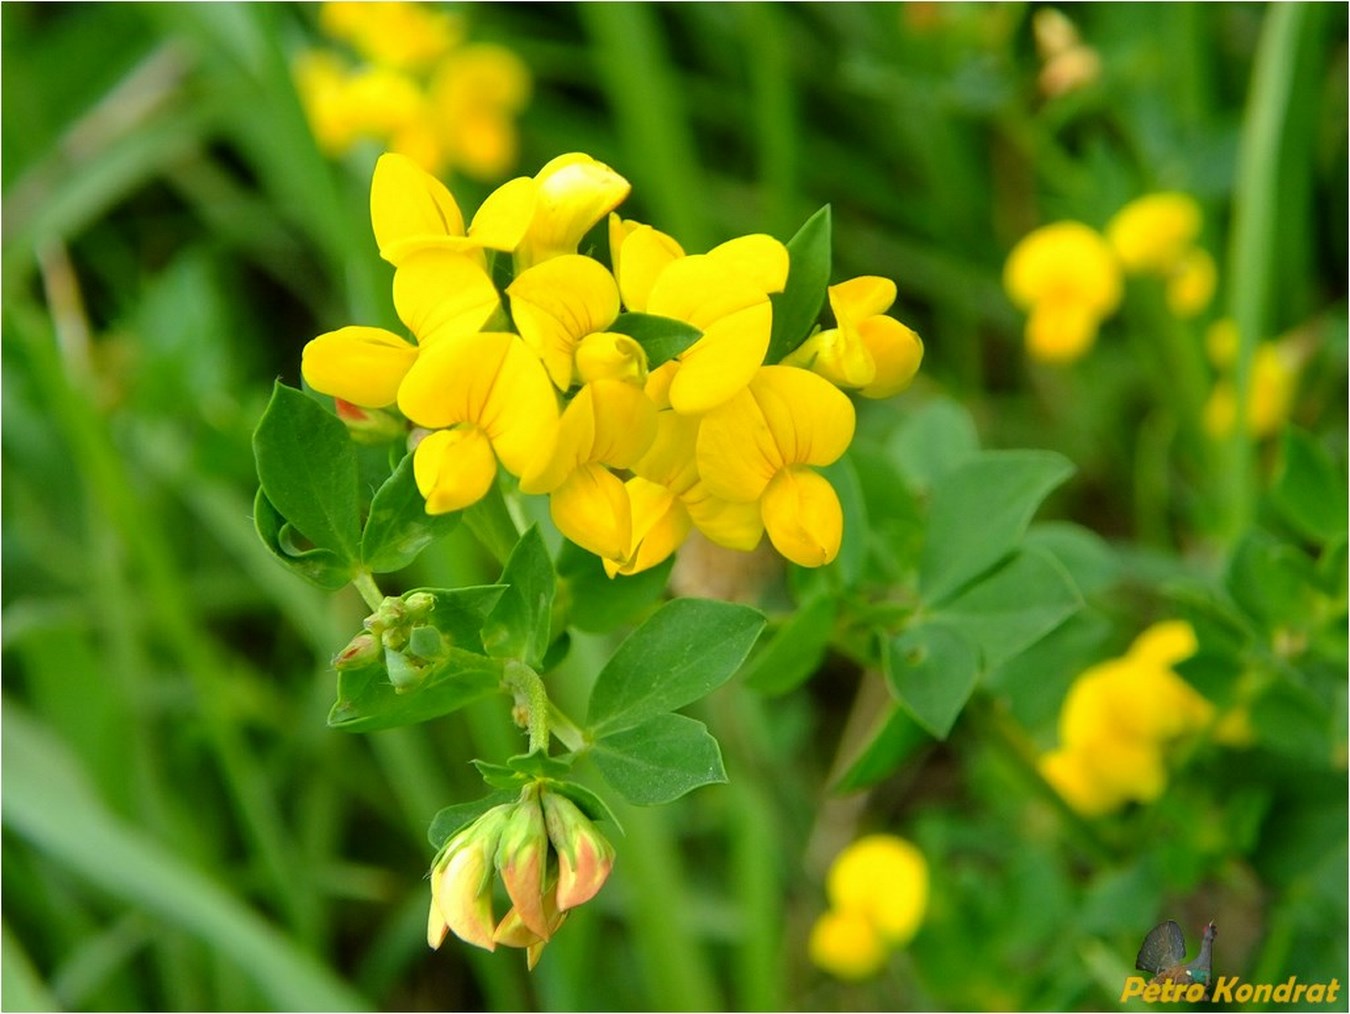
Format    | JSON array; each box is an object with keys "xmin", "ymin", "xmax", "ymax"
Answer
[
  {"xmin": 809, "ymin": 908, "xmax": 889, "ymax": 980},
  {"xmin": 1106, "ymin": 193, "xmax": 1202, "ymax": 275},
  {"xmin": 1203, "ymin": 339, "xmax": 1301, "ymax": 440},
  {"xmin": 1041, "ymin": 620, "xmax": 1216, "ymax": 817},
  {"xmin": 1166, "ymin": 247, "xmax": 1217, "ymax": 319},
  {"xmin": 297, "ymin": 2, "xmax": 529, "ymax": 181},
  {"xmin": 1003, "ymin": 221, "xmax": 1122, "ymax": 363},
  {"xmin": 811, "ymin": 833, "xmax": 928, "ymax": 980}
]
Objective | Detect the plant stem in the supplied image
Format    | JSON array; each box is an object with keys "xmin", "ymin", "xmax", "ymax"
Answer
[
  {"xmin": 351, "ymin": 571, "xmax": 384, "ymax": 612},
  {"xmin": 546, "ymin": 703, "xmax": 587, "ymax": 754},
  {"xmin": 503, "ymin": 660, "xmax": 550, "ymax": 755}
]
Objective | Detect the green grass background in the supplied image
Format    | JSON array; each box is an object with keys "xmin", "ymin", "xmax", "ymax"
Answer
[{"xmin": 3, "ymin": 4, "xmax": 1346, "ymax": 1010}]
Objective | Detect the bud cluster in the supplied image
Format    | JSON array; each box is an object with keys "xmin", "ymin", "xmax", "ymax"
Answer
[
  {"xmin": 334, "ymin": 592, "xmax": 443, "ymax": 693},
  {"xmin": 427, "ymin": 784, "xmax": 615, "ymax": 969}
]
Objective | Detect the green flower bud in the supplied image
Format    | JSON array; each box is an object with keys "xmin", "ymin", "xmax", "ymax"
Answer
[{"xmin": 333, "ymin": 633, "xmax": 379, "ymax": 670}]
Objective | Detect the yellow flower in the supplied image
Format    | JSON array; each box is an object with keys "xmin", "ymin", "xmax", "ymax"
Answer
[
  {"xmin": 610, "ymin": 217, "xmax": 789, "ymax": 414},
  {"xmin": 1106, "ymin": 192, "xmax": 1202, "ymax": 275},
  {"xmin": 397, "ymin": 331, "xmax": 558, "ymax": 514},
  {"xmin": 1003, "ymin": 222, "xmax": 1122, "ymax": 363},
  {"xmin": 1038, "ymin": 747, "xmax": 1126, "ymax": 818},
  {"xmin": 520, "ymin": 380, "xmax": 656, "ymax": 560},
  {"xmin": 427, "ymin": 44, "xmax": 531, "ymax": 181},
  {"xmin": 1204, "ymin": 318, "xmax": 1240, "ymax": 369},
  {"xmin": 506, "ymin": 154, "xmax": 632, "ymax": 271},
  {"xmin": 1204, "ymin": 339, "xmax": 1301, "ymax": 440},
  {"xmin": 507, "ymin": 254, "xmax": 623, "ymax": 390},
  {"xmin": 1126, "ymin": 619, "xmax": 1198, "ymax": 669},
  {"xmin": 697, "ymin": 366, "xmax": 854, "ymax": 567},
  {"xmin": 301, "ymin": 248, "xmax": 499, "ymax": 408},
  {"xmin": 783, "ymin": 276, "xmax": 924, "ymax": 399},
  {"xmin": 369, "ymin": 152, "xmax": 531, "ymax": 266},
  {"xmin": 1166, "ymin": 247, "xmax": 1217, "ymax": 318},
  {"xmin": 827, "ymin": 835, "xmax": 929, "ymax": 946},
  {"xmin": 809, "ymin": 908, "xmax": 889, "ymax": 980},
  {"xmin": 320, "ymin": 1, "xmax": 462, "ymax": 71}
]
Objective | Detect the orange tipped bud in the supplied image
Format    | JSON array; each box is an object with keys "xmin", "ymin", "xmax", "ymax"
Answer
[
  {"xmin": 495, "ymin": 791, "xmax": 551, "ymax": 939},
  {"xmin": 428, "ymin": 805, "xmax": 512, "ymax": 951},
  {"xmin": 542, "ymin": 792, "xmax": 615, "ymax": 911}
]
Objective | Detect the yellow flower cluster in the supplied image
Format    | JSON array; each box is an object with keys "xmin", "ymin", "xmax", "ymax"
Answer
[
  {"xmin": 1038, "ymin": 621, "xmax": 1214, "ymax": 817},
  {"xmin": 301, "ymin": 152, "xmax": 923, "ymax": 574},
  {"xmin": 1202, "ymin": 319, "xmax": 1302, "ymax": 440},
  {"xmin": 294, "ymin": 1, "xmax": 529, "ymax": 180},
  {"xmin": 1004, "ymin": 193, "xmax": 1217, "ymax": 363},
  {"xmin": 809, "ymin": 835, "xmax": 929, "ymax": 980}
]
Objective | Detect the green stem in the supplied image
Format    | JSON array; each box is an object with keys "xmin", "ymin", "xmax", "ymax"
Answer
[
  {"xmin": 351, "ymin": 571, "xmax": 384, "ymax": 612},
  {"xmin": 1222, "ymin": 3, "xmax": 1321, "ymax": 543},
  {"xmin": 502, "ymin": 660, "xmax": 550, "ymax": 754},
  {"xmin": 546, "ymin": 703, "xmax": 587, "ymax": 754}
]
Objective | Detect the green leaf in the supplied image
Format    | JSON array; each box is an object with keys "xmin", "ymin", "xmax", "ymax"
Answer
[
  {"xmin": 1024, "ymin": 521, "xmax": 1121, "ymax": 598},
  {"xmin": 1250, "ymin": 680, "xmax": 1334, "ymax": 764},
  {"xmin": 427, "ymin": 792, "xmax": 517, "ymax": 849},
  {"xmin": 884, "ymin": 621, "xmax": 980, "ymax": 739},
  {"xmin": 742, "ymin": 595, "xmax": 836, "ymax": 696},
  {"xmin": 919, "ymin": 449, "xmax": 1074, "ymax": 605},
  {"xmin": 328, "ymin": 649, "xmax": 503, "ymax": 732},
  {"xmin": 610, "ymin": 312, "xmax": 704, "ymax": 367},
  {"xmin": 252, "ymin": 487, "xmax": 353, "ymax": 589},
  {"xmin": 889, "ymin": 396, "xmax": 980, "ymax": 492},
  {"xmin": 556, "ymin": 539, "xmax": 674, "ymax": 634},
  {"xmin": 252, "ymin": 382, "xmax": 361, "ymax": 562},
  {"xmin": 544, "ymin": 780, "xmax": 622, "ymax": 830},
  {"xmin": 404, "ymin": 585, "xmax": 509, "ymax": 653},
  {"xmin": 1272, "ymin": 428, "xmax": 1347, "ymax": 544},
  {"xmin": 833, "ymin": 704, "xmax": 931, "ymax": 792},
  {"xmin": 766, "ymin": 205, "xmax": 831, "ymax": 363},
  {"xmin": 587, "ymin": 599, "xmax": 765, "ymax": 737},
  {"xmin": 933, "ymin": 546, "xmax": 1083, "ymax": 672},
  {"xmin": 481, "ymin": 526, "xmax": 555, "ymax": 667},
  {"xmin": 471, "ymin": 760, "xmax": 529, "ymax": 791},
  {"xmin": 1226, "ymin": 529, "xmax": 1319, "ymax": 630},
  {"xmin": 820, "ymin": 452, "xmax": 868, "ymax": 589},
  {"xmin": 360, "ymin": 453, "xmax": 460, "ymax": 573},
  {"xmin": 591, "ymin": 713, "xmax": 727, "ymax": 805}
]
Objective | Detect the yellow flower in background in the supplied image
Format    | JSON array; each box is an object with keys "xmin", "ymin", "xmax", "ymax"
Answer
[
  {"xmin": 397, "ymin": 331, "xmax": 558, "ymax": 514},
  {"xmin": 698, "ymin": 366, "xmax": 855, "ymax": 567},
  {"xmin": 809, "ymin": 909, "xmax": 889, "ymax": 981},
  {"xmin": 297, "ymin": 1, "xmax": 529, "ymax": 181},
  {"xmin": 1106, "ymin": 192, "xmax": 1202, "ymax": 275},
  {"xmin": 301, "ymin": 248, "xmax": 499, "ymax": 407},
  {"xmin": 1003, "ymin": 221, "xmax": 1122, "ymax": 363},
  {"xmin": 610, "ymin": 216, "xmax": 789, "ymax": 415},
  {"xmin": 1040, "ymin": 620, "xmax": 1216, "ymax": 817},
  {"xmin": 1166, "ymin": 247, "xmax": 1217, "ymax": 319},
  {"xmin": 783, "ymin": 276, "xmax": 925, "ymax": 399},
  {"xmin": 1204, "ymin": 339, "xmax": 1302, "ymax": 440},
  {"xmin": 811, "ymin": 834, "xmax": 929, "ymax": 980}
]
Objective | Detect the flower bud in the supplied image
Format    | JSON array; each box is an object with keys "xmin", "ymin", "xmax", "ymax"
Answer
[
  {"xmin": 333, "ymin": 398, "xmax": 408, "ymax": 444},
  {"xmin": 542, "ymin": 792, "xmax": 615, "ymax": 911},
  {"xmin": 333, "ymin": 633, "xmax": 379, "ymax": 670},
  {"xmin": 428, "ymin": 805, "xmax": 512, "ymax": 952},
  {"xmin": 404, "ymin": 592, "xmax": 436, "ymax": 619},
  {"xmin": 495, "ymin": 790, "xmax": 552, "ymax": 939}
]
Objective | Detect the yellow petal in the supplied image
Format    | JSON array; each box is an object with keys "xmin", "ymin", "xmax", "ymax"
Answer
[
  {"xmin": 508, "ymin": 255, "xmax": 621, "ymax": 389},
  {"xmin": 1165, "ymin": 247, "xmax": 1216, "ymax": 318},
  {"xmin": 782, "ymin": 325, "xmax": 876, "ymax": 389},
  {"xmin": 605, "ymin": 478, "xmax": 691, "ymax": 577},
  {"xmin": 761, "ymin": 466, "xmax": 843, "ymax": 567},
  {"xmin": 301, "ymin": 326, "xmax": 419, "ymax": 408},
  {"xmin": 370, "ymin": 152, "xmax": 469, "ymax": 265},
  {"xmin": 633, "ymin": 409, "xmax": 700, "ymax": 494},
  {"xmin": 830, "ymin": 276, "xmax": 897, "ymax": 320},
  {"xmin": 667, "ymin": 301, "xmax": 773, "ymax": 415},
  {"xmin": 469, "ymin": 176, "xmax": 537, "ymax": 252},
  {"xmin": 683, "ymin": 483, "xmax": 764, "ymax": 551},
  {"xmin": 646, "ymin": 254, "xmax": 769, "ymax": 331},
  {"xmin": 1127, "ymin": 620, "xmax": 1198, "ymax": 669},
  {"xmin": 575, "ymin": 331, "xmax": 648, "ymax": 385},
  {"xmin": 398, "ymin": 330, "xmax": 511, "ymax": 429},
  {"xmin": 826, "ymin": 834, "xmax": 928, "ymax": 946},
  {"xmin": 609, "ymin": 215, "xmax": 684, "ymax": 312},
  {"xmin": 693, "ymin": 386, "xmax": 782, "ymax": 503},
  {"xmin": 517, "ymin": 154, "xmax": 631, "ymax": 269},
  {"xmin": 478, "ymin": 337, "xmax": 561, "ymax": 479},
  {"xmin": 858, "ymin": 317, "xmax": 924, "ymax": 399},
  {"xmin": 393, "ymin": 250, "xmax": 500, "ymax": 345},
  {"xmin": 588, "ymin": 379, "xmax": 657, "ymax": 469},
  {"xmin": 413, "ymin": 426, "xmax": 498, "ymax": 514},
  {"xmin": 808, "ymin": 909, "xmax": 888, "ymax": 981},
  {"xmin": 706, "ymin": 234, "xmax": 789, "ymax": 294},
  {"xmin": 550, "ymin": 463, "xmax": 632, "ymax": 561},
  {"xmin": 1038, "ymin": 747, "xmax": 1122, "ymax": 818}
]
